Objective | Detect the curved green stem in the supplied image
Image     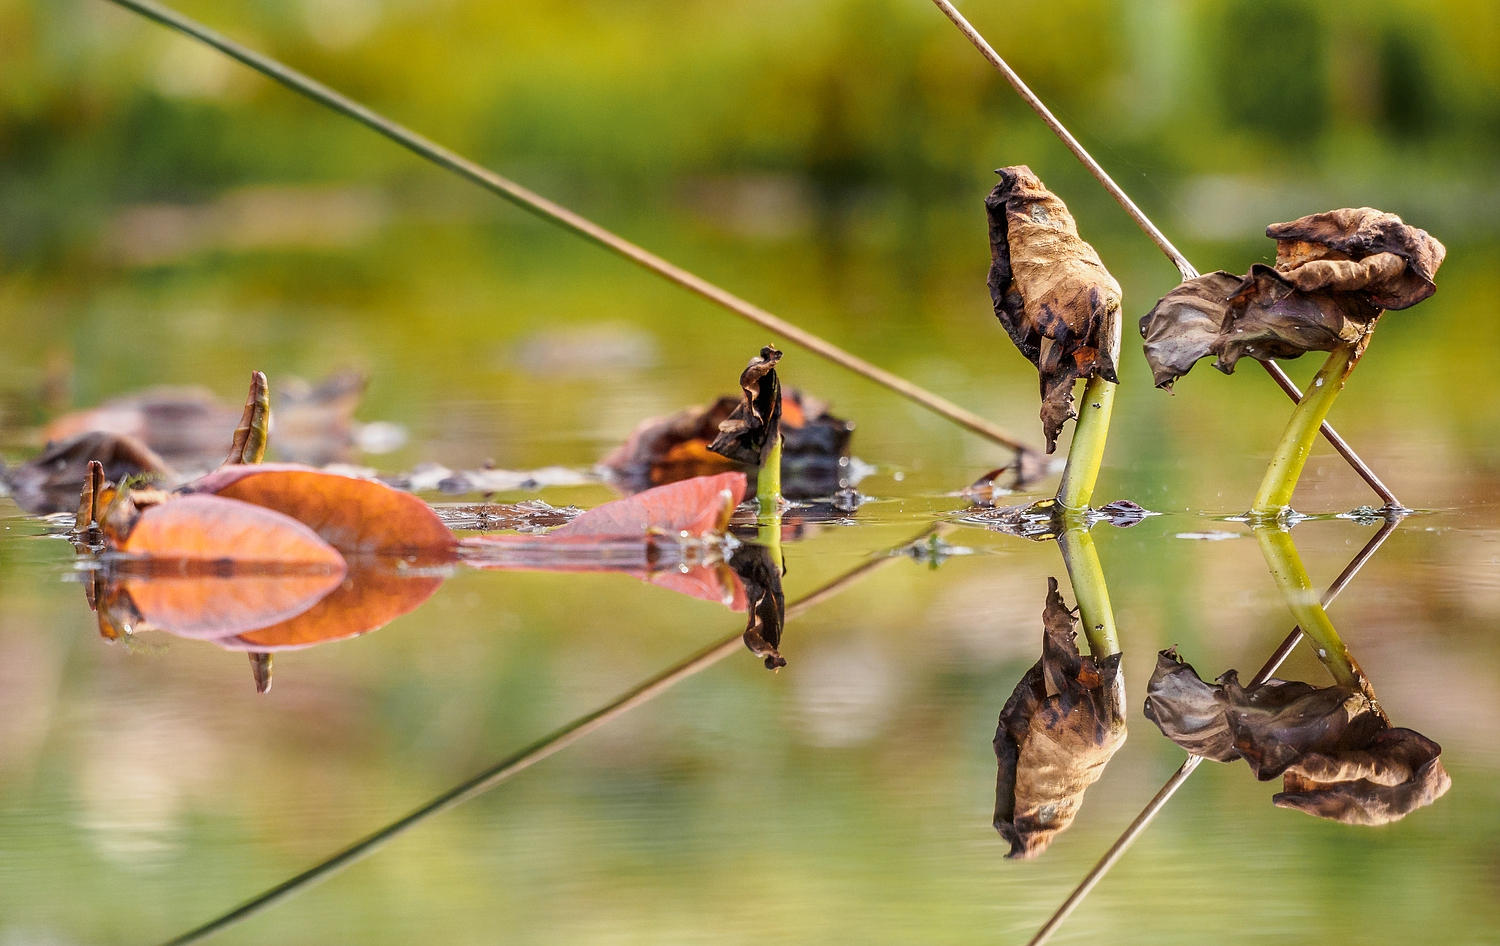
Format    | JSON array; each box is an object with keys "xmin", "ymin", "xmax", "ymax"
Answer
[
  {"xmin": 1253, "ymin": 526, "xmax": 1362, "ymax": 690},
  {"xmin": 1057, "ymin": 527, "xmax": 1119, "ymax": 657},
  {"xmin": 756, "ymin": 436, "xmax": 783, "ymax": 569},
  {"xmin": 1057, "ymin": 375, "xmax": 1115, "ymax": 512},
  {"xmin": 1251, "ymin": 345, "xmax": 1359, "ymax": 516}
]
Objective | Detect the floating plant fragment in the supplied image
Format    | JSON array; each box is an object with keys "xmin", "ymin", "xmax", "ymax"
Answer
[
  {"xmin": 1143, "ymin": 649, "xmax": 1450, "ymax": 824},
  {"xmin": 1139, "ymin": 208, "xmax": 1446, "ymax": 389},
  {"xmin": 994, "ymin": 578, "xmax": 1126, "ymax": 858},
  {"xmin": 986, "ymin": 166, "xmax": 1123, "ymax": 453}
]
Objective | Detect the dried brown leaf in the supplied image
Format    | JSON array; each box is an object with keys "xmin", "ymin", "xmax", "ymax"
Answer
[
  {"xmin": 4, "ymin": 431, "xmax": 176, "ymax": 515},
  {"xmin": 986, "ymin": 166, "xmax": 1123, "ymax": 453},
  {"xmin": 709, "ymin": 346, "xmax": 784, "ymax": 466}
]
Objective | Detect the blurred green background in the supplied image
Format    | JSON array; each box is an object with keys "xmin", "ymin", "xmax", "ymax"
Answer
[{"xmin": 2, "ymin": 0, "xmax": 1499, "ymax": 943}]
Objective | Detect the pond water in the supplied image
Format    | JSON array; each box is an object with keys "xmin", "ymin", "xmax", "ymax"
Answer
[{"xmin": 5, "ymin": 3, "xmax": 1500, "ymax": 943}]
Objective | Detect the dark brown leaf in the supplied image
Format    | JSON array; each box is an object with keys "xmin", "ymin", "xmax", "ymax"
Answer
[
  {"xmin": 1139, "ymin": 208, "xmax": 1446, "ymax": 388},
  {"xmin": 4, "ymin": 431, "xmax": 176, "ymax": 515},
  {"xmin": 994, "ymin": 578, "xmax": 1126, "ymax": 859},
  {"xmin": 708, "ymin": 346, "xmax": 784, "ymax": 466},
  {"xmin": 1144, "ymin": 648, "xmax": 1451, "ymax": 824},
  {"xmin": 986, "ymin": 166, "xmax": 1123, "ymax": 453}
]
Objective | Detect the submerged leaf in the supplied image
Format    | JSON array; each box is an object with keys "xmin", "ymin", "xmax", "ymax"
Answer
[
  {"xmin": 709, "ymin": 346, "xmax": 784, "ymax": 466},
  {"xmin": 1144, "ymin": 648, "xmax": 1451, "ymax": 824},
  {"xmin": 1139, "ymin": 208, "xmax": 1446, "ymax": 388},
  {"xmin": 994, "ymin": 578, "xmax": 1126, "ymax": 859},
  {"xmin": 183, "ymin": 463, "xmax": 456, "ymax": 555},
  {"xmin": 601, "ymin": 389, "xmax": 853, "ymax": 500},
  {"xmin": 986, "ymin": 166, "xmax": 1123, "ymax": 453}
]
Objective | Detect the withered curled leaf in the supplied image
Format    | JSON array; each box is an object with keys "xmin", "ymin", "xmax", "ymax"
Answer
[
  {"xmin": 4, "ymin": 431, "xmax": 176, "ymax": 515},
  {"xmin": 1144, "ymin": 648, "xmax": 1451, "ymax": 824},
  {"xmin": 601, "ymin": 389, "xmax": 853, "ymax": 500},
  {"xmin": 994, "ymin": 578, "xmax": 1125, "ymax": 859},
  {"xmin": 709, "ymin": 346, "xmax": 784, "ymax": 466},
  {"xmin": 728, "ymin": 542, "xmax": 786, "ymax": 670},
  {"xmin": 986, "ymin": 166, "xmax": 1122, "ymax": 453},
  {"xmin": 1139, "ymin": 208, "xmax": 1447, "ymax": 388}
]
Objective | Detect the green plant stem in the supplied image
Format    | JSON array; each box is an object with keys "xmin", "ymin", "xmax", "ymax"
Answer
[
  {"xmin": 1057, "ymin": 526, "xmax": 1119, "ymax": 657},
  {"xmin": 756, "ymin": 436, "xmax": 783, "ymax": 567},
  {"xmin": 1056, "ymin": 375, "xmax": 1116, "ymax": 511},
  {"xmin": 1251, "ymin": 345, "xmax": 1359, "ymax": 516},
  {"xmin": 1253, "ymin": 526, "xmax": 1361, "ymax": 690}
]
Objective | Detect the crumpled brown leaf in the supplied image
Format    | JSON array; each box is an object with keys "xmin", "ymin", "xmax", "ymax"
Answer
[
  {"xmin": 986, "ymin": 166, "xmax": 1123, "ymax": 453},
  {"xmin": 994, "ymin": 578, "xmax": 1125, "ymax": 858},
  {"xmin": 728, "ymin": 542, "xmax": 786, "ymax": 670},
  {"xmin": 709, "ymin": 346, "xmax": 784, "ymax": 466},
  {"xmin": 1140, "ymin": 208, "xmax": 1447, "ymax": 388},
  {"xmin": 600, "ymin": 388, "xmax": 853, "ymax": 500},
  {"xmin": 1144, "ymin": 648, "xmax": 1451, "ymax": 825}
]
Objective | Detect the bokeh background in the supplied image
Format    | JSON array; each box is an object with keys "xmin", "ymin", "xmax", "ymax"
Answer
[{"xmin": 2, "ymin": 0, "xmax": 1499, "ymax": 943}]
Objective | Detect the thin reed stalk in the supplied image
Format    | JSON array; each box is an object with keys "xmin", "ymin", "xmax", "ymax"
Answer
[
  {"xmin": 156, "ymin": 524, "xmax": 945, "ymax": 946},
  {"xmin": 107, "ymin": 0, "xmax": 1036, "ymax": 460},
  {"xmin": 925, "ymin": 0, "xmax": 1401, "ymax": 510}
]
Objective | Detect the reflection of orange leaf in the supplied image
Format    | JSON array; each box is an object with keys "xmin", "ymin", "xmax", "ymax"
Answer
[
  {"xmin": 185, "ymin": 463, "xmax": 455, "ymax": 554},
  {"xmin": 223, "ymin": 561, "xmax": 446, "ymax": 651},
  {"xmin": 116, "ymin": 494, "xmax": 347, "ymax": 639}
]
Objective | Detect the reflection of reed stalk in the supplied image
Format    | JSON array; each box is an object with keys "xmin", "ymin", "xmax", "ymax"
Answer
[
  {"xmin": 1056, "ymin": 526, "xmax": 1118, "ymax": 656},
  {"xmin": 1251, "ymin": 344, "xmax": 1361, "ymax": 517},
  {"xmin": 107, "ymin": 0, "xmax": 1036, "ymax": 462},
  {"xmin": 926, "ymin": 0, "xmax": 1400, "ymax": 510},
  {"xmin": 1055, "ymin": 376, "xmax": 1115, "ymax": 512},
  {"xmin": 1025, "ymin": 516, "xmax": 1400, "ymax": 946},
  {"xmin": 157, "ymin": 524, "xmax": 946, "ymax": 946},
  {"xmin": 1253, "ymin": 525, "xmax": 1366, "ymax": 693}
]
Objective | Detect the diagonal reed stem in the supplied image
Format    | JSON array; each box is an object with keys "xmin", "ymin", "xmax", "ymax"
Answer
[
  {"xmin": 156, "ymin": 524, "xmax": 946, "ymax": 946},
  {"xmin": 1024, "ymin": 514, "xmax": 1400, "ymax": 946},
  {"xmin": 925, "ymin": 0, "xmax": 1401, "ymax": 510},
  {"xmin": 104, "ymin": 0, "xmax": 1036, "ymax": 460}
]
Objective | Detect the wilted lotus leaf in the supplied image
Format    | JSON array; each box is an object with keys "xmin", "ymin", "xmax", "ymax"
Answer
[
  {"xmin": 728, "ymin": 542, "xmax": 786, "ymax": 670},
  {"xmin": 602, "ymin": 388, "xmax": 853, "ymax": 500},
  {"xmin": 4, "ymin": 430, "xmax": 176, "ymax": 515},
  {"xmin": 986, "ymin": 166, "xmax": 1123, "ymax": 453},
  {"xmin": 994, "ymin": 578, "xmax": 1125, "ymax": 858},
  {"xmin": 183, "ymin": 463, "xmax": 456, "ymax": 556},
  {"xmin": 709, "ymin": 347, "xmax": 784, "ymax": 466},
  {"xmin": 1144, "ymin": 649, "xmax": 1451, "ymax": 824},
  {"xmin": 1140, "ymin": 209, "xmax": 1446, "ymax": 388}
]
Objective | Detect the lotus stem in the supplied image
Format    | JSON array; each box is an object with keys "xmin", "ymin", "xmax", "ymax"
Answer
[
  {"xmin": 1056, "ymin": 376, "xmax": 1115, "ymax": 512},
  {"xmin": 1057, "ymin": 526, "xmax": 1119, "ymax": 657},
  {"xmin": 1253, "ymin": 525, "xmax": 1362, "ymax": 690},
  {"xmin": 1250, "ymin": 344, "xmax": 1360, "ymax": 517},
  {"xmin": 756, "ymin": 435, "xmax": 784, "ymax": 567}
]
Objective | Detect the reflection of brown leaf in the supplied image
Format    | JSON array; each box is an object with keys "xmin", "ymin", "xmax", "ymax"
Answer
[
  {"xmin": 1139, "ymin": 208, "xmax": 1446, "ymax": 388},
  {"xmin": 602, "ymin": 390, "xmax": 852, "ymax": 500},
  {"xmin": 4, "ymin": 431, "xmax": 175, "ymax": 515},
  {"xmin": 114, "ymin": 494, "xmax": 347, "ymax": 638},
  {"xmin": 1144, "ymin": 649, "xmax": 1451, "ymax": 825},
  {"xmin": 224, "ymin": 561, "xmax": 445, "ymax": 652},
  {"xmin": 728, "ymin": 543, "xmax": 786, "ymax": 670},
  {"xmin": 184, "ymin": 464, "xmax": 456, "ymax": 555},
  {"xmin": 709, "ymin": 347, "xmax": 784, "ymax": 466},
  {"xmin": 994, "ymin": 578, "xmax": 1125, "ymax": 859},
  {"xmin": 986, "ymin": 166, "xmax": 1122, "ymax": 453}
]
